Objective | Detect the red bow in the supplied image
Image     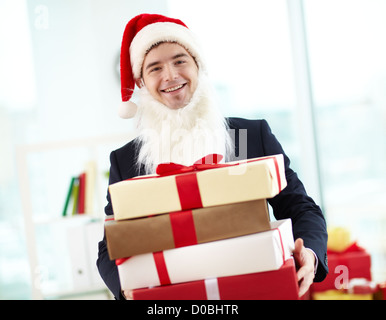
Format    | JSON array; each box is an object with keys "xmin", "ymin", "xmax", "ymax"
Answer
[
  {"xmin": 327, "ymin": 241, "xmax": 365, "ymax": 255},
  {"xmin": 156, "ymin": 154, "xmax": 230, "ymax": 176}
]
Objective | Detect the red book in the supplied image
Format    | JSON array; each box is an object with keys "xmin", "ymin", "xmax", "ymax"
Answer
[
  {"xmin": 132, "ymin": 258, "xmax": 299, "ymax": 300},
  {"xmin": 77, "ymin": 172, "xmax": 86, "ymax": 214}
]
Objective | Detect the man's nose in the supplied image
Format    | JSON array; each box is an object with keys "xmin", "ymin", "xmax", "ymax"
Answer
[{"xmin": 163, "ymin": 64, "xmax": 178, "ymax": 81}]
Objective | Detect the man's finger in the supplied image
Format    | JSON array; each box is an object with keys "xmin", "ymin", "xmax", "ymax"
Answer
[
  {"xmin": 294, "ymin": 238, "xmax": 304, "ymax": 252},
  {"xmin": 298, "ymin": 270, "xmax": 314, "ymax": 297},
  {"xmin": 297, "ymin": 264, "xmax": 307, "ymax": 282}
]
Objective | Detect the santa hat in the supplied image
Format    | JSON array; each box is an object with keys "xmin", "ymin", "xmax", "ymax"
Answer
[{"xmin": 118, "ymin": 13, "xmax": 205, "ymax": 119}]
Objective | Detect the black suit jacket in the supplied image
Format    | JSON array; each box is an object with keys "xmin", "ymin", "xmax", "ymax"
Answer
[{"xmin": 97, "ymin": 118, "xmax": 328, "ymax": 299}]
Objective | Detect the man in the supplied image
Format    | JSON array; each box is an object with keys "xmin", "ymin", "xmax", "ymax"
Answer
[{"xmin": 97, "ymin": 13, "xmax": 328, "ymax": 300}]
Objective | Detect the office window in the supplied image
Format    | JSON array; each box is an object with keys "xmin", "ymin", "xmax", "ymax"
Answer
[
  {"xmin": 304, "ymin": 0, "xmax": 386, "ymax": 281},
  {"xmin": 168, "ymin": 0, "xmax": 303, "ymax": 176}
]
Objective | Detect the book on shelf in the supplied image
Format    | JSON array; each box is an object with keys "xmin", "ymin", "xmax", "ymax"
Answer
[
  {"xmin": 71, "ymin": 176, "xmax": 80, "ymax": 215},
  {"xmin": 62, "ymin": 161, "xmax": 97, "ymax": 217},
  {"xmin": 78, "ymin": 172, "xmax": 86, "ymax": 214},
  {"xmin": 62, "ymin": 176, "xmax": 76, "ymax": 217}
]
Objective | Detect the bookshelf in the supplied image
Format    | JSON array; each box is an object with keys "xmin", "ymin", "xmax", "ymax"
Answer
[{"xmin": 16, "ymin": 132, "xmax": 136, "ymax": 299}]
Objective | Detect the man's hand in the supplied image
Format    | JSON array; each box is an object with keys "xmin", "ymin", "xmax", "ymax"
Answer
[
  {"xmin": 123, "ymin": 290, "xmax": 133, "ymax": 300},
  {"xmin": 293, "ymin": 238, "xmax": 315, "ymax": 297}
]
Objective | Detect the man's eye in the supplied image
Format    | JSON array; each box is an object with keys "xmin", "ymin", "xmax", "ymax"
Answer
[
  {"xmin": 175, "ymin": 60, "xmax": 186, "ymax": 65},
  {"xmin": 150, "ymin": 67, "xmax": 161, "ymax": 73}
]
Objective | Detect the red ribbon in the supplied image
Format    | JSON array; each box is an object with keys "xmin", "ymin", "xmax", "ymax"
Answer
[
  {"xmin": 156, "ymin": 154, "xmax": 226, "ymax": 211},
  {"xmin": 115, "ymin": 257, "xmax": 130, "ymax": 266},
  {"xmin": 153, "ymin": 251, "xmax": 171, "ymax": 285},
  {"xmin": 175, "ymin": 173, "xmax": 203, "ymax": 210},
  {"xmin": 169, "ymin": 210, "xmax": 198, "ymax": 247},
  {"xmin": 116, "ymin": 252, "xmax": 172, "ymax": 285},
  {"xmin": 156, "ymin": 154, "xmax": 226, "ymax": 176},
  {"xmin": 271, "ymin": 156, "xmax": 281, "ymax": 192}
]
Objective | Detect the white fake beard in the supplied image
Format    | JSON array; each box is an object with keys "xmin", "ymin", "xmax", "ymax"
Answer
[{"xmin": 134, "ymin": 73, "xmax": 234, "ymax": 175}]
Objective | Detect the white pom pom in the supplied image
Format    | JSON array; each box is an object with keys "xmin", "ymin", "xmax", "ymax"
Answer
[{"xmin": 118, "ymin": 101, "xmax": 138, "ymax": 119}]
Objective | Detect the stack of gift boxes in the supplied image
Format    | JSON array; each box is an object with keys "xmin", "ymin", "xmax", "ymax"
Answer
[
  {"xmin": 310, "ymin": 226, "xmax": 386, "ymax": 300},
  {"xmin": 105, "ymin": 154, "xmax": 300, "ymax": 300}
]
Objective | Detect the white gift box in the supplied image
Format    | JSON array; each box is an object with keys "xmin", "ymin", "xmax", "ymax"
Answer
[{"xmin": 117, "ymin": 219, "xmax": 295, "ymax": 290}]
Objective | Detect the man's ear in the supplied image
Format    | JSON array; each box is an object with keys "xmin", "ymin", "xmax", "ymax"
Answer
[{"xmin": 135, "ymin": 78, "xmax": 144, "ymax": 88}]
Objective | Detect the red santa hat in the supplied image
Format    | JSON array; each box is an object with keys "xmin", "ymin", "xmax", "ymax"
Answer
[{"xmin": 119, "ymin": 13, "xmax": 205, "ymax": 119}]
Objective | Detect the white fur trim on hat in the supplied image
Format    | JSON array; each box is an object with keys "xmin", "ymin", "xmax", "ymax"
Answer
[
  {"xmin": 129, "ymin": 22, "xmax": 205, "ymax": 79},
  {"xmin": 118, "ymin": 100, "xmax": 138, "ymax": 119}
]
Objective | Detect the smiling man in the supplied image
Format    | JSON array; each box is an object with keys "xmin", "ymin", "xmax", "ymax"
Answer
[
  {"xmin": 97, "ymin": 13, "xmax": 328, "ymax": 300},
  {"xmin": 122, "ymin": 16, "xmax": 233, "ymax": 174},
  {"xmin": 140, "ymin": 43, "xmax": 198, "ymax": 110}
]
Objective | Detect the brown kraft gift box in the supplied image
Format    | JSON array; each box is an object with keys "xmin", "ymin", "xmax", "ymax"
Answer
[{"xmin": 105, "ymin": 199, "xmax": 270, "ymax": 260}]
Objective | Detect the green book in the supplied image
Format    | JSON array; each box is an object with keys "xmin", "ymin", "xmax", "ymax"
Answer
[{"xmin": 62, "ymin": 177, "xmax": 76, "ymax": 217}]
